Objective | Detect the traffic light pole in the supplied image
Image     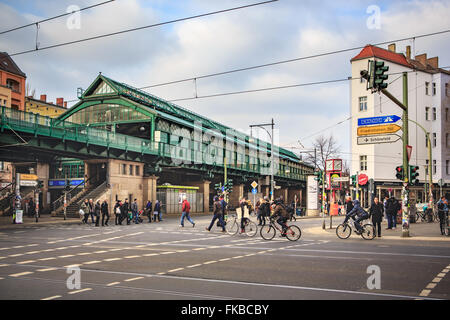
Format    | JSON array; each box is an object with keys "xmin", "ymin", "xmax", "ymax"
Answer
[{"xmin": 401, "ymin": 72, "xmax": 410, "ymax": 237}]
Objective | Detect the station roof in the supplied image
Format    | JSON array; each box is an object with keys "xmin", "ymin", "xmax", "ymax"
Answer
[{"xmin": 72, "ymin": 74, "xmax": 303, "ymax": 163}]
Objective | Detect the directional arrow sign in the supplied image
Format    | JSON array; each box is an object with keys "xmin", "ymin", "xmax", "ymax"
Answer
[
  {"xmin": 358, "ymin": 115, "xmax": 401, "ymax": 127},
  {"xmin": 357, "ymin": 124, "xmax": 401, "ymax": 136},
  {"xmin": 357, "ymin": 134, "xmax": 402, "ymax": 145}
]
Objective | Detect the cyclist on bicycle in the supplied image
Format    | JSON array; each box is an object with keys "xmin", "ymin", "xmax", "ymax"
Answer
[
  {"xmin": 343, "ymin": 199, "xmax": 369, "ymax": 234},
  {"xmin": 240, "ymin": 197, "xmax": 249, "ymax": 234},
  {"xmin": 271, "ymin": 198, "xmax": 290, "ymax": 236}
]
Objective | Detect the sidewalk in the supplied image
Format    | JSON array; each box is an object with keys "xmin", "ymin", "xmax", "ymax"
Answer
[
  {"xmin": 306, "ymin": 219, "xmax": 450, "ymax": 241},
  {"xmin": 0, "ymin": 214, "xmax": 81, "ymax": 229}
]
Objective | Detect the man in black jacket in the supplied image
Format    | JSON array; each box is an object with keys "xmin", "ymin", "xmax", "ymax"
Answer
[
  {"xmin": 385, "ymin": 197, "xmax": 399, "ymax": 230},
  {"xmin": 370, "ymin": 197, "xmax": 384, "ymax": 237},
  {"xmin": 345, "ymin": 197, "xmax": 354, "ymax": 215},
  {"xmin": 94, "ymin": 200, "xmax": 101, "ymax": 227},
  {"xmin": 101, "ymin": 199, "xmax": 109, "ymax": 226}
]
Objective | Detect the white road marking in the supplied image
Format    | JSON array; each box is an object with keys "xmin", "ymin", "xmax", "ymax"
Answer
[
  {"xmin": 10, "ymin": 271, "xmax": 34, "ymax": 277},
  {"xmin": 124, "ymin": 277, "xmax": 144, "ymax": 282},
  {"xmin": 41, "ymin": 295, "xmax": 61, "ymax": 300},
  {"xmin": 68, "ymin": 288, "xmax": 92, "ymax": 295}
]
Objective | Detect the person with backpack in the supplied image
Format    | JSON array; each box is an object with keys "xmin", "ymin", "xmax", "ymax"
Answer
[
  {"xmin": 369, "ymin": 197, "xmax": 384, "ymax": 237},
  {"xmin": 206, "ymin": 196, "xmax": 226, "ymax": 232},
  {"xmin": 344, "ymin": 199, "xmax": 369, "ymax": 235},
  {"xmin": 437, "ymin": 196, "xmax": 449, "ymax": 235},
  {"xmin": 114, "ymin": 200, "xmax": 122, "ymax": 225},
  {"xmin": 385, "ymin": 196, "xmax": 399, "ymax": 230},
  {"xmin": 271, "ymin": 198, "xmax": 290, "ymax": 237},
  {"xmin": 180, "ymin": 196, "xmax": 195, "ymax": 227}
]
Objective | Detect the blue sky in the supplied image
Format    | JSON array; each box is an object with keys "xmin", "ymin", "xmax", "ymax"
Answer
[{"xmin": 1, "ymin": 0, "xmax": 449, "ymax": 166}]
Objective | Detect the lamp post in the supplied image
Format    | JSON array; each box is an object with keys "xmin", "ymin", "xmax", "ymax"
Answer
[{"xmin": 250, "ymin": 119, "xmax": 275, "ymax": 201}]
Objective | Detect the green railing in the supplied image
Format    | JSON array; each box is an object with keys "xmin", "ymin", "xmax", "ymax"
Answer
[{"xmin": 0, "ymin": 107, "xmax": 308, "ymax": 182}]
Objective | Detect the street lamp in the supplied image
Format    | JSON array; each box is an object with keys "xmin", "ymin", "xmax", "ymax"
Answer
[{"xmin": 250, "ymin": 119, "xmax": 275, "ymax": 201}]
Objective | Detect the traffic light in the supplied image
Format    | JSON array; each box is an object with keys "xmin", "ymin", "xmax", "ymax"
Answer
[
  {"xmin": 362, "ymin": 60, "xmax": 389, "ymax": 92},
  {"xmin": 409, "ymin": 165, "xmax": 420, "ymax": 185},
  {"xmin": 37, "ymin": 180, "xmax": 43, "ymax": 188},
  {"xmin": 227, "ymin": 179, "xmax": 233, "ymax": 192},
  {"xmin": 214, "ymin": 183, "xmax": 222, "ymax": 194},
  {"xmin": 395, "ymin": 166, "xmax": 404, "ymax": 181},
  {"xmin": 314, "ymin": 170, "xmax": 323, "ymax": 184},
  {"xmin": 350, "ymin": 175, "xmax": 357, "ymax": 187},
  {"xmin": 374, "ymin": 61, "xmax": 389, "ymax": 91}
]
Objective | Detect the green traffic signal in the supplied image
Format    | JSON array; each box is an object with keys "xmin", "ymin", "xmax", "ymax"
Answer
[
  {"xmin": 409, "ymin": 165, "xmax": 420, "ymax": 185},
  {"xmin": 351, "ymin": 175, "xmax": 357, "ymax": 187},
  {"xmin": 374, "ymin": 61, "xmax": 389, "ymax": 91}
]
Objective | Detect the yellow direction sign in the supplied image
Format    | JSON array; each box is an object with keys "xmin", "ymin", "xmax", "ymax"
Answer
[
  {"xmin": 20, "ymin": 174, "xmax": 38, "ymax": 181},
  {"xmin": 357, "ymin": 124, "xmax": 401, "ymax": 136}
]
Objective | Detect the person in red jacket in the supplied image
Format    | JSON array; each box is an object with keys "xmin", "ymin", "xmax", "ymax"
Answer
[{"xmin": 180, "ymin": 196, "xmax": 195, "ymax": 227}]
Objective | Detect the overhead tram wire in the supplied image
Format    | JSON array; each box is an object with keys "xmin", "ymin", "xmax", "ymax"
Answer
[
  {"xmin": 137, "ymin": 28, "xmax": 450, "ymax": 91},
  {"xmin": 9, "ymin": 0, "xmax": 279, "ymax": 57},
  {"xmin": 0, "ymin": 0, "xmax": 116, "ymax": 35}
]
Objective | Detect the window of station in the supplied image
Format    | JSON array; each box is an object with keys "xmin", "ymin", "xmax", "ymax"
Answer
[{"xmin": 65, "ymin": 104, "xmax": 150, "ymax": 125}]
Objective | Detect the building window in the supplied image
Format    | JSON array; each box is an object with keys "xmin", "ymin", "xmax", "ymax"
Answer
[
  {"xmin": 433, "ymin": 160, "xmax": 437, "ymax": 175},
  {"xmin": 135, "ymin": 166, "xmax": 140, "ymax": 176},
  {"xmin": 425, "ymin": 82, "xmax": 430, "ymax": 95},
  {"xmin": 129, "ymin": 165, "xmax": 133, "ymax": 176},
  {"xmin": 432, "ymin": 82, "xmax": 436, "ymax": 96},
  {"xmin": 433, "ymin": 133, "xmax": 437, "ymax": 147},
  {"xmin": 122, "ymin": 164, "xmax": 126, "ymax": 175},
  {"xmin": 425, "ymin": 107, "xmax": 430, "ymax": 121},
  {"xmin": 447, "ymin": 160, "xmax": 450, "ymax": 175},
  {"xmin": 433, "ymin": 107, "xmax": 437, "ymax": 121},
  {"xmin": 0, "ymin": 161, "xmax": 4, "ymax": 171},
  {"xmin": 360, "ymin": 155, "xmax": 368, "ymax": 171},
  {"xmin": 426, "ymin": 160, "xmax": 429, "ymax": 176},
  {"xmin": 359, "ymin": 97, "xmax": 367, "ymax": 112}
]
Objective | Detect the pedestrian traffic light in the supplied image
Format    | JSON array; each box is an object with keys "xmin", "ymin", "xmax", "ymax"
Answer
[
  {"xmin": 395, "ymin": 166, "xmax": 404, "ymax": 181},
  {"xmin": 37, "ymin": 180, "xmax": 43, "ymax": 188},
  {"xmin": 374, "ymin": 61, "xmax": 389, "ymax": 91},
  {"xmin": 409, "ymin": 165, "xmax": 420, "ymax": 185}
]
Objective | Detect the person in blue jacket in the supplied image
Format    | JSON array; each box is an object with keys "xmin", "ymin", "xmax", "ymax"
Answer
[{"xmin": 343, "ymin": 199, "xmax": 369, "ymax": 234}]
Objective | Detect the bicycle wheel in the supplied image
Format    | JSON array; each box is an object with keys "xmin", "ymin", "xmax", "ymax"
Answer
[
  {"xmin": 226, "ymin": 220, "xmax": 239, "ymax": 235},
  {"xmin": 245, "ymin": 221, "xmax": 258, "ymax": 237},
  {"xmin": 336, "ymin": 223, "xmax": 351, "ymax": 239},
  {"xmin": 361, "ymin": 224, "xmax": 376, "ymax": 240},
  {"xmin": 260, "ymin": 225, "xmax": 276, "ymax": 240},
  {"xmin": 285, "ymin": 225, "xmax": 301, "ymax": 241}
]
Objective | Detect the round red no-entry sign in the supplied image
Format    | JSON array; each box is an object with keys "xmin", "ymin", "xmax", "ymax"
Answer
[{"xmin": 358, "ymin": 174, "xmax": 369, "ymax": 186}]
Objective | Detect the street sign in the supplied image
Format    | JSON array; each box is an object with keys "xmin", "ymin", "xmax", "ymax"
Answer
[
  {"xmin": 251, "ymin": 181, "xmax": 258, "ymax": 189},
  {"xmin": 438, "ymin": 179, "xmax": 445, "ymax": 187},
  {"xmin": 357, "ymin": 134, "xmax": 401, "ymax": 145},
  {"xmin": 358, "ymin": 174, "xmax": 369, "ymax": 186},
  {"xmin": 19, "ymin": 180, "xmax": 38, "ymax": 187},
  {"xmin": 357, "ymin": 124, "xmax": 401, "ymax": 136},
  {"xmin": 20, "ymin": 174, "xmax": 38, "ymax": 181},
  {"xmin": 358, "ymin": 115, "xmax": 401, "ymax": 127},
  {"xmin": 251, "ymin": 188, "xmax": 258, "ymax": 194},
  {"xmin": 332, "ymin": 176, "xmax": 350, "ymax": 182}
]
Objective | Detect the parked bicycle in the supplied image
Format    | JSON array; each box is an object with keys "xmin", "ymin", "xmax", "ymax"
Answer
[
  {"xmin": 260, "ymin": 217, "xmax": 301, "ymax": 241},
  {"xmin": 225, "ymin": 214, "xmax": 258, "ymax": 237},
  {"xmin": 336, "ymin": 220, "xmax": 375, "ymax": 240}
]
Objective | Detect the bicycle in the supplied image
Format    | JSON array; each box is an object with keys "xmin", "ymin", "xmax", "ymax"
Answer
[
  {"xmin": 225, "ymin": 214, "xmax": 258, "ymax": 237},
  {"xmin": 443, "ymin": 214, "xmax": 450, "ymax": 237},
  {"xmin": 336, "ymin": 219, "xmax": 375, "ymax": 240},
  {"xmin": 260, "ymin": 216, "xmax": 301, "ymax": 241},
  {"xmin": 415, "ymin": 209, "xmax": 433, "ymax": 223}
]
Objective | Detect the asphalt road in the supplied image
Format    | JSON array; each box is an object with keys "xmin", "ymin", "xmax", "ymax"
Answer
[{"xmin": 0, "ymin": 215, "xmax": 448, "ymax": 300}]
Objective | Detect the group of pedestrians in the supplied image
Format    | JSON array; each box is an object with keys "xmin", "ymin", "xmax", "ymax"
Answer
[
  {"xmin": 80, "ymin": 198, "xmax": 163, "ymax": 226},
  {"xmin": 80, "ymin": 198, "xmax": 110, "ymax": 227}
]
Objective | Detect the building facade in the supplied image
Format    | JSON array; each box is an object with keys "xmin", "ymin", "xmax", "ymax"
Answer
[
  {"xmin": 25, "ymin": 95, "xmax": 68, "ymax": 118},
  {"xmin": 350, "ymin": 44, "xmax": 450, "ymax": 206}
]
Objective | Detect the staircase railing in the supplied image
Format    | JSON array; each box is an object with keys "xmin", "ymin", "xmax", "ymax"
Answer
[{"xmin": 51, "ymin": 177, "xmax": 92, "ymax": 212}]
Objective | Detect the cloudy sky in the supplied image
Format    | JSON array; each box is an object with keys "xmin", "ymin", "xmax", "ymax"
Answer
[{"xmin": 1, "ymin": 0, "xmax": 450, "ymax": 165}]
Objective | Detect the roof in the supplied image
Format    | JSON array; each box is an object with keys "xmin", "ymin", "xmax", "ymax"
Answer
[
  {"xmin": 77, "ymin": 74, "xmax": 303, "ymax": 163},
  {"xmin": 351, "ymin": 45, "xmax": 413, "ymax": 68},
  {"xmin": 0, "ymin": 52, "xmax": 26, "ymax": 78}
]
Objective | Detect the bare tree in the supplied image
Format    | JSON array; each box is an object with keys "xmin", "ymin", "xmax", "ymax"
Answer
[
  {"xmin": 25, "ymin": 82, "xmax": 36, "ymax": 98},
  {"xmin": 304, "ymin": 134, "xmax": 341, "ymax": 170}
]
